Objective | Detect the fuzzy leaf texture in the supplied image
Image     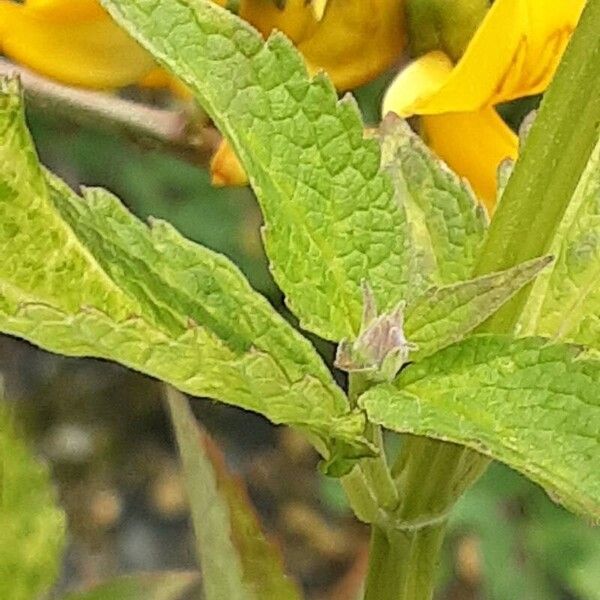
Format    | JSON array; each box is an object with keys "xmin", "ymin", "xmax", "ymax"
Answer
[
  {"xmin": 166, "ymin": 388, "xmax": 302, "ymax": 600},
  {"xmin": 0, "ymin": 78, "xmax": 366, "ymax": 462},
  {"xmin": 520, "ymin": 138, "xmax": 600, "ymax": 351},
  {"xmin": 61, "ymin": 572, "xmax": 201, "ymax": 600},
  {"xmin": 404, "ymin": 256, "xmax": 552, "ymax": 361},
  {"xmin": 101, "ymin": 0, "xmax": 416, "ymax": 341},
  {"xmin": 360, "ymin": 335, "xmax": 600, "ymax": 520},
  {"xmin": 378, "ymin": 115, "xmax": 486, "ymax": 293},
  {"xmin": 0, "ymin": 401, "xmax": 66, "ymax": 600}
]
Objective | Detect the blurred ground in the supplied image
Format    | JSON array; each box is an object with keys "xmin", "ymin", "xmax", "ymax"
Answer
[{"xmin": 1, "ymin": 86, "xmax": 599, "ymax": 600}]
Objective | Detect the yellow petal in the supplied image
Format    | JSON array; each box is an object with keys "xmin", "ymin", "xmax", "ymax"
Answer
[
  {"xmin": 0, "ymin": 0, "xmax": 156, "ymax": 89},
  {"xmin": 395, "ymin": 0, "xmax": 586, "ymax": 115},
  {"xmin": 383, "ymin": 51, "xmax": 453, "ymax": 118},
  {"xmin": 15, "ymin": 0, "xmax": 107, "ymax": 22},
  {"xmin": 210, "ymin": 139, "xmax": 248, "ymax": 187},
  {"xmin": 500, "ymin": 0, "xmax": 587, "ymax": 102},
  {"xmin": 311, "ymin": 0, "xmax": 329, "ymax": 21},
  {"xmin": 299, "ymin": 0, "xmax": 406, "ymax": 90},
  {"xmin": 242, "ymin": 0, "xmax": 406, "ymax": 91},
  {"xmin": 422, "ymin": 109, "xmax": 518, "ymax": 214},
  {"xmin": 402, "ymin": 0, "xmax": 523, "ymax": 114}
]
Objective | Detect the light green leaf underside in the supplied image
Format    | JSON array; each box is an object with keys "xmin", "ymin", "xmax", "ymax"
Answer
[
  {"xmin": 101, "ymin": 0, "xmax": 412, "ymax": 341},
  {"xmin": 0, "ymin": 78, "xmax": 364, "ymax": 457},
  {"xmin": 520, "ymin": 138, "xmax": 600, "ymax": 349},
  {"xmin": 61, "ymin": 572, "xmax": 201, "ymax": 600},
  {"xmin": 360, "ymin": 335, "xmax": 600, "ymax": 519},
  {"xmin": 378, "ymin": 115, "xmax": 486, "ymax": 293},
  {"xmin": 166, "ymin": 389, "xmax": 302, "ymax": 600},
  {"xmin": 0, "ymin": 401, "xmax": 65, "ymax": 600},
  {"xmin": 405, "ymin": 257, "xmax": 552, "ymax": 361}
]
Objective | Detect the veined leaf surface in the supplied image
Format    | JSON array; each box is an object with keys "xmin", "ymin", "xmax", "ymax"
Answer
[
  {"xmin": 101, "ymin": 0, "xmax": 412, "ymax": 341},
  {"xmin": 405, "ymin": 257, "xmax": 552, "ymax": 361},
  {"xmin": 0, "ymin": 77, "xmax": 365, "ymax": 459},
  {"xmin": 378, "ymin": 116, "xmax": 486, "ymax": 293},
  {"xmin": 360, "ymin": 335, "xmax": 600, "ymax": 520},
  {"xmin": 520, "ymin": 139, "xmax": 600, "ymax": 350}
]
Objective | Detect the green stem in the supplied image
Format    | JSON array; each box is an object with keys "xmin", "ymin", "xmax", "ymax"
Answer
[
  {"xmin": 342, "ymin": 375, "xmax": 399, "ymax": 523},
  {"xmin": 392, "ymin": 437, "xmax": 489, "ymax": 526},
  {"xmin": 362, "ymin": 423, "xmax": 399, "ymax": 511},
  {"xmin": 363, "ymin": 524, "xmax": 447, "ymax": 600},
  {"xmin": 357, "ymin": 437, "xmax": 489, "ymax": 600},
  {"xmin": 342, "ymin": 466, "xmax": 381, "ymax": 524}
]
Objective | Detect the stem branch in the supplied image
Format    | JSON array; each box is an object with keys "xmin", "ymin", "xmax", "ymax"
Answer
[{"xmin": 0, "ymin": 58, "xmax": 221, "ymax": 167}]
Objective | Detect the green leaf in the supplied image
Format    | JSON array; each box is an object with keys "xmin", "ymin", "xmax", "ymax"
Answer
[
  {"xmin": 359, "ymin": 335, "xmax": 600, "ymax": 519},
  {"xmin": 0, "ymin": 77, "xmax": 365, "ymax": 460},
  {"xmin": 61, "ymin": 572, "xmax": 201, "ymax": 600},
  {"xmin": 101, "ymin": 0, "xmax": 412, "ymax": 341},
  {"xmin": 405, "ymin": 256, "xmax": 552, "ymax": 361},
  {"xmin": 0, "ymin": 400, "xmax": 65, "ymax": 600},
  {"xmin": 166, "ymin": 388, "xmax": 303, "ymax": 600},
  {"xmin": 520, "ymin": 139, "xmax": 600, "ymax": 350},
  {"xmin": 379, "ymin": 115, "xmax": 486, "ymax": 291}
]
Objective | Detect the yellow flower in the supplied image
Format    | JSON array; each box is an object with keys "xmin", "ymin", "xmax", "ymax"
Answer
[
  {"xmin": 0, "ymin": 0, "xmax": 159, "ymax": 89},
  {"xmin": 0, "ymin": 0, "xmax": 406, "ymax": 186},
  {"xmin": 0, "ymin": 0, "xmax": 405, "ymax": 92},
  {"xmin": 0, "ymin": 0, "xmax": 236, "ymax": 91},
  {"xmin": 244, "ymin": 0, "xmax": 406, "ymax": 92},
  {"xmin": 383, "ymin": 0, "xmax": 587, "ymax": 213}
]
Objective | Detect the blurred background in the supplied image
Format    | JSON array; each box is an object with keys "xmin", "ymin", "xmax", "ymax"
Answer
[{"xmin": 1, "ymin": 73, "xmax": 599, "ymax": 600}]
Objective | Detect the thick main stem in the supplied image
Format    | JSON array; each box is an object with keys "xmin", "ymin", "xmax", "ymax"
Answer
[
  {"xmin": 364, "ymin": 524, "xmax": 447, "ymax": 600},
  {"xmin": 357, "ymin": 435, "xmax": 489, "ymax": 600},
  {"xmin": 392, "ymin": 436, "xmax": 489, "ymax": 525}
]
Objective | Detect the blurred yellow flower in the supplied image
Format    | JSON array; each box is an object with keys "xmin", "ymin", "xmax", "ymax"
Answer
[
  {"xmin": 245, "ymin": 0, "xmax": 406, "ymax": 92},
  {"xmin": 0, "ymin": 0, "xmax": 405, "ymax": 92},
  {"xmin": 0, "ymin": 0, "xmax": 406, "ymax": 186},
  {"xmin": 383, "ymin": 0, "xmax": 587, "ymax": 213},
  {"xmin": 0, "ymin": 0, "xmax": 158, "ymax": 89}
]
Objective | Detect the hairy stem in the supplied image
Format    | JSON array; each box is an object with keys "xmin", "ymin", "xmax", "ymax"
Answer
[{"xmin": 342, "ymin": 374, "xmax": 398, "ymax": 523}]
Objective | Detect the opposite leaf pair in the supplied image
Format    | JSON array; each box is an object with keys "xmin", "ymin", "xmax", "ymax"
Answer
[{"xmin": 1, "ymin": 0, "xmax": 599, "ymax": 529}]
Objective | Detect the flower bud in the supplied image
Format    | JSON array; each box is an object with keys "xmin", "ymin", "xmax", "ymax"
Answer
[{"xmin": 335, "ymin": 284, "xmax": 416, "ymax": 382}]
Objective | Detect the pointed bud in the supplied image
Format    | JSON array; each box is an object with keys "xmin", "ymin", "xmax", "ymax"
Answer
[{"xmin": 335, "ymin": 283, "xmax": 416, "ymax": 382}]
